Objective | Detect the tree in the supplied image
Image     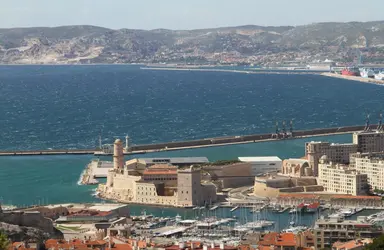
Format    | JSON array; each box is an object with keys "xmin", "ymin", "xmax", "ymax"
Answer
[
  {"xmin": 364, "ymin": 234, "xmax": 384, "ymax": 250},
  {"xmin": 0, "ymin": 231, "xmax": 10, "ymax": 250}
]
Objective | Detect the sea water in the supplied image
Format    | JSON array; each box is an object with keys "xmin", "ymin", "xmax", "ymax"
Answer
[{"xmin": 0, "ymin": 65, "xmax": 382, "ymax": 229}]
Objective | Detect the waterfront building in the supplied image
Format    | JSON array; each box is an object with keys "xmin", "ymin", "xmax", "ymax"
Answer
[
  {"xmin": 306, "ymin": 141, "xmax": 358, "ymax": 177},
  {"xmin": 55, "ymin": 204, "xmax": 130, "ymax": 223},
  {"xmin": 306, "ymin": 130, "xmax": 384, "ymax": 176},
  {"xmin": 203, "ymin": 162, "xmax": 254, "ymax": 190},
  {"xmin": 99, "ymin": 139, "xmax": 217, "ymax": 207},
  {"xmin": 281, "ymin": 158, "xmax": 313, "ymax": 177},
  {"xmin": 329, "ymin": 195, "xmax": 383, "ymax": 207},
  {"xmin": 238, "ymin": 156, "xmax": 282, "ymax": 175},
  {"xmin": 253, "ymin": 174, "xmax": 321, "ymax": 198},
  {"xmin": 318, "ymin": 156, "xmax": 368, "ymax": 196},
  {"xmin": 352, "ymin": 130, "xmax": 384, "ymax": 153},
  {"xmin": 314, "ymin": 216, "xmax": 383, "ymax": 250},
  {"xmin": 352, "ymin": 152, "xmax": 384, "ymax": 191}
]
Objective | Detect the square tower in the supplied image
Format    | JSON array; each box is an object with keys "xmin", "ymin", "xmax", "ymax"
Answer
[{"xmin": 177, "ymin": 166, "xmax": 202, "ymax": 207}]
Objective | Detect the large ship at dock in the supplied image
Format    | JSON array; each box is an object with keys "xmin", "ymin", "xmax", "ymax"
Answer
[{"xmin": 341, "ymin": 67, "xmax": 360, "ymax": 76}]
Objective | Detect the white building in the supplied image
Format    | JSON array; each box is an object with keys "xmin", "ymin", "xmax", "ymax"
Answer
[
  {"xmin": 306, "ymin": 141, "xmax": 358, "ymax": 176},
  {"xmin": 238, "ymin": 156, "xmax": 282, "ymax": 175},
  {"xmin": 352, "ymin": 152, "xmax": 384, "ymax": 191},
  {"xmin": 318, "ymin": 156, "xmax": 368, "ymax": 196}
]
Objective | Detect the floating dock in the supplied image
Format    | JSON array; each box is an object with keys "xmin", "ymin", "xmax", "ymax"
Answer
[{"xmin": 0, "ymin": 124, "xmax": 378, "ymax": 157}]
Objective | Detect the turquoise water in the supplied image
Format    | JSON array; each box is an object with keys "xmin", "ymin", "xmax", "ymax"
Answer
[
  {"xmin": 0, "ymin": 134, "xmax": 350, "ymax": 207},
  {"xmin": 0, "ymin": 134, "xmax": 353, "ymax": 230}
]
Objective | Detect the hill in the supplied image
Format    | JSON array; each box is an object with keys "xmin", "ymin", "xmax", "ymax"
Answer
[{"xmin": 0, "ymin": 21, "xmax": 383, "ymax": 65}]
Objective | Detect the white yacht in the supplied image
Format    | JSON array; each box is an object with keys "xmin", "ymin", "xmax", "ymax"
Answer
[
  {"xmin": 374, "ymin": 71, "xmax": 384, "ymax": 80},
  {"xmin": 360, "ymin": 68, "xmax": 375, "ymax": 78}
]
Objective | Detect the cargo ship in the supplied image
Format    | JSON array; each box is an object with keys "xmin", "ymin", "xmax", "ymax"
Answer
[{"xmin": 341, "ymin": 67, "xmax": 360, "ymax": 76}]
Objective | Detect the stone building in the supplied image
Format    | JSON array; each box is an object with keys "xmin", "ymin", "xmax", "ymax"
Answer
[
  {"xmin": 98, "ymin": 139, "xmax": 216, "ymax": 207},
  {"xmin": 177, "ymin": 166, "xmax": 217, "ymax": 207},
  {"xmin": 281, "ymin": 158, "xmax": 313, "ymax": 177},
  {"xmin": 204, "ymin": 162, "xmax": 254, "ymax": 190}
]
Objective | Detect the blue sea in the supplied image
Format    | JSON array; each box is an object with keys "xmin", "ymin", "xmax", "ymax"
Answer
[{"xmin": 0, "ymin": 65, "xmax": 383, "ymax": 226}]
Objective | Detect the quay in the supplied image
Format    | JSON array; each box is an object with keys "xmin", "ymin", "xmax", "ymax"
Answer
[
  {"xmin": 141, "ymin": 67, "xmax": 321, "ymax": 75},
  {"xmin": 321, "ymin": 72, "xmax": 384, "ymax": 85},
  {"xmin": 0, "ymin": 124, "xmax": 377, "ymax": 157}
]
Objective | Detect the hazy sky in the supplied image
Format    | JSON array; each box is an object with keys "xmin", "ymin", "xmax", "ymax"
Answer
[{"xmin": 1, "ymin": 0, "xmax": 383, "ymax": 30}]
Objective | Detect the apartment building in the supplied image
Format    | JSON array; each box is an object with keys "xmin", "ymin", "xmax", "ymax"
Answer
[
  {"xmin": 306, "ymin": 141, "xmax": 357, "ymax": 176},
  {"xmin": 318, "ymin": 156, "xmax": 368, "ymax": 196},
  {"xmin": 314, "ymin": 217, "xmax": 383, "ymax": 250},
  {"xmin": 306, "ymin": 130, "xmax": 384, "ymax": 176},
  {"xmin": 352, "ymin": 152, "xmax": 384, "ymax": 191}
]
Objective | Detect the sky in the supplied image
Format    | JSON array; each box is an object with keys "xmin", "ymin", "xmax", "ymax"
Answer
[{"xmin": 0, "ymin": 0, "xmax": 383, "ymax": 30}]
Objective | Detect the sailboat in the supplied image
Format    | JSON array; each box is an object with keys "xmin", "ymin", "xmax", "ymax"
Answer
[{"xmin": 283, "ymin": 206, "xmax": 307, "ymax": 233}]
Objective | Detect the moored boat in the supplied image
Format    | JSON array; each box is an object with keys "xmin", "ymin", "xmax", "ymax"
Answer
[
  {"xmin": 374, "ymin": 71, "xmax": 384, "ymax": 80},
  {"xmin": 289, "ymin": 203, "xmax": 305, "ymax": 213},
  {"xmin": 360, "ymin": 68, "xmax": 375, "ymax": 78},
  {"xmin": 306, "ymin": 202, "xmax": 320, "ymax": 213},
  {"xmin": 341, "ymin": 67, "xmax": 360, "ymax": 76}
]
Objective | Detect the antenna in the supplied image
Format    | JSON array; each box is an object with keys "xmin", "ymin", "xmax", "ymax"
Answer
[{"xmin": 282, "ymin": 121, "xmax": 287, "ymax": 135}]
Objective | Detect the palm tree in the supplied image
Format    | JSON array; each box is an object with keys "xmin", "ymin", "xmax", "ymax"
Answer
[{"xmin": 0, "ymin": 231, "xmax": 10, "ymax": 250}]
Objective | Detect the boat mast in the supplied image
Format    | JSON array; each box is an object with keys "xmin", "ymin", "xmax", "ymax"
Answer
[{"xmin": 365, "ymin": 113, "xmax": 370, "ymax": 131}]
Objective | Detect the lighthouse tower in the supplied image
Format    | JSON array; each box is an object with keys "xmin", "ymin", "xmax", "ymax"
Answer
[{"xmin": 113, "ymin": 139, "xmax": 124, "ymax": 171}]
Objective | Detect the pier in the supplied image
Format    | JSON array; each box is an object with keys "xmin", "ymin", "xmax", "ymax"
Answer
[{"xmin": 0, "ymin": 124, "xmax": 378, "ymax": 157}]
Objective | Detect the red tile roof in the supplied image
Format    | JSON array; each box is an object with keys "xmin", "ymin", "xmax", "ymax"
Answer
[
  {"xmin": 331, "ymin": 195, "xmax": 381, "ymax": 200},
  {"xmin": 258, "ymin": 232, "xmax": 297, "ymax": 247}
]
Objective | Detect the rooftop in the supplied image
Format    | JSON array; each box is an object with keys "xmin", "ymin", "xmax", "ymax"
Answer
[
  {"xmin": 238, "ymin": 156, "xmax": 282, "ymax": 162},
  {"xmin": 139, "ymin": 157, "xmax": 209, "ymax": 164},
  {"xmin": 332, "ymin": 239, "xmax": 373, "ymax": 250},
  {"xmin": 87, "ymin": 204, "xmax": 128, "ymax": 211}
]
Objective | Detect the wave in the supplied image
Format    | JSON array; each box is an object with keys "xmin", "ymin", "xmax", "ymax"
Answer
[{"xmin": 77, "ymin": 169, "xmax": 86, "ymax": 186}]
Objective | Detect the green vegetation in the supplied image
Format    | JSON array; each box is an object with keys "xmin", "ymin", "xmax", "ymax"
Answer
[
  {"xmin": 209, "ymin": 159, "xmax": 240, "ymax": 166},
  {"xmin": 374, "ymin": 188, "xmax": 384, "ymax": 194},
  {"xmin": 199, "ymin": 159, "xmax": 240, "ymax": 167},
  {"xmin": 0, "ymin": 231, "xmax": 10, "ymax": 250},
  {"xmin": 364, "ymin": 234, "xmax": 384, "ymax": 250},
  {"xmin": 55, "ymin": 224, "xmax": 82, "ymax": 232}
]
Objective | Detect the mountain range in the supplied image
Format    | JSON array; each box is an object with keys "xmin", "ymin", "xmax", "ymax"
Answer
[{"xmin": 0, "ymin": 21, "xmax": 384, "ymax": 65}]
